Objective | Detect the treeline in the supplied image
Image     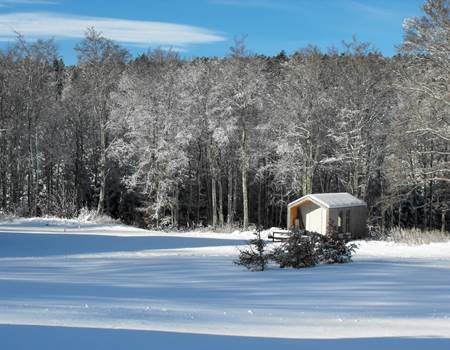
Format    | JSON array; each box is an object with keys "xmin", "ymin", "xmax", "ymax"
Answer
[{"xmin": 0, "ymin": 0, "xmax": 448, "ymax": 231}]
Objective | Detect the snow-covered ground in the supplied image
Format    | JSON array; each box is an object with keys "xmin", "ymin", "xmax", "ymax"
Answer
[{"xmin": 1, "ymin": 219, "xmax": 449, "ymax": 349}]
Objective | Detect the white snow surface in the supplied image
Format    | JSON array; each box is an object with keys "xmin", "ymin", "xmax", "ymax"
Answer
[{"xmin": 0, "ymin": 218, "xmax": 449, "ymax": 349}]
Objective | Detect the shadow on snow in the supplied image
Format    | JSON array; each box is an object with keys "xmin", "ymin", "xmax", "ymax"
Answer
[
  {"xmin": 0, "ymin": 232, "xmax": 246, "ymax": 257},
  {"xmin": 1, "ymin": 324, "xmax": 449, "ymax": 350}
]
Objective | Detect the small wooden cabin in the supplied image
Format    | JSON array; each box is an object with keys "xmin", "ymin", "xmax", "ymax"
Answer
[{"xmin": 287, "ymin": 192, "xmax": 367, "ymax": 238}]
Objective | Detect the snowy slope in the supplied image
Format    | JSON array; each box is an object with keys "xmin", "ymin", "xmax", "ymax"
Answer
[{"xmin": 0, "ymin": 219, "xmax": 449, "ymax": 349}]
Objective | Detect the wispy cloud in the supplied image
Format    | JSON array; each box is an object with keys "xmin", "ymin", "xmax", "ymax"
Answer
[
  {"xmin": 0, "ymin": 12, "xmax": 226, "ymax": 47},
  {"xmin": 345, "ymin": 0, "xmax": 397, "ymax": 19}
]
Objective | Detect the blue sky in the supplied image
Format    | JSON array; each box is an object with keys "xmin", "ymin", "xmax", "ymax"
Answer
[{"xmin": 0, "ymin": 0, "xmax": 424, "ymax": 64}]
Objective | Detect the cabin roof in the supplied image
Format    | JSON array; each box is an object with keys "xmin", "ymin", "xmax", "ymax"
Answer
[{"xmin": 288, "ymin": 192, "xmax": 366, "ymax": 209}]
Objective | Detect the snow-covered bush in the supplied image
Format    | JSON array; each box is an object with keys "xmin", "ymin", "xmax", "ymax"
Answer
[
  {"xmin": 0, "ymin": 211, "xmax": 18, "ymax": 223},
  {"xmin": 270, "ymin": 229, "xmax": 357, "ymax": 268},
  {"xmin": 77, "ymin": 208, "xmax": 119, "ymax": 225},
  {"xmin": 270, "ymin": 230, "xmax": 321, "ymax": 268},
  {"xmin": 367, "ymin": 225, "xmax": 386, "ymax": 240},
  {"xmin": 318, "ymin": 232, "xmax": 357, "ymax": 264},
  {"xmin": 235, "ymin": 230, "xmax": 269, "ymax": 271},
  {"xmin": 237, "ymin": 228, "xmax": 357, "ymax": 271}
]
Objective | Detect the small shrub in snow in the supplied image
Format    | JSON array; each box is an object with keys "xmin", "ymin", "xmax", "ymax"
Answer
[
  {"xmin": 235, "ymin": 229, "xmax": 268, "ymax": 271},
  {"xmin": 270, "ymin": 230, "xmax": 321, "ymax": 268},
  {"xmin": 318, "ymin": 231, "xmax": 357, "ymax": 264},
  {"xmin": 237, "ymin": 228, "xmax": 357, "ymax": 272}
]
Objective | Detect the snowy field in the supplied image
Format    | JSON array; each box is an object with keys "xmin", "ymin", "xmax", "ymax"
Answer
[{"xmin": 0, "ymin": 219, "xmax": 449, "ymax": 349}]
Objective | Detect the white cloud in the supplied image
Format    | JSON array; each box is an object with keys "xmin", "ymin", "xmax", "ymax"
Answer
[{"xmin": 0, "ymin": 12, "xmax": 226, "ymax": 47}]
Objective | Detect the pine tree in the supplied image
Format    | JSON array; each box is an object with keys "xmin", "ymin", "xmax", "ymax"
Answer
[{"xmin": 235, "ymin": 228, "xmax": 268, "ymax": 271}]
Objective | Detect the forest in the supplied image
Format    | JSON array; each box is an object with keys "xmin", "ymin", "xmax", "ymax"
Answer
[{"xmin": 0, "ymin": 0, "xmax": 448, "ymax": 232}]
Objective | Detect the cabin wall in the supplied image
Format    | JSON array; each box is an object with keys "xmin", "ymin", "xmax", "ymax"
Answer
[
  {"xmin": 328, "ymin": 206, "xmax": 367, "ymax": 238},
  {"xmin": 350, "ymin": 206, "xmax": 368, "ymax": 238}
]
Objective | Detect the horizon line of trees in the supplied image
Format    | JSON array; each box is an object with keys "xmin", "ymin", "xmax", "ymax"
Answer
[{"xmin": 0, "ymin": 0, "xmax": 448, "ymax": 232}]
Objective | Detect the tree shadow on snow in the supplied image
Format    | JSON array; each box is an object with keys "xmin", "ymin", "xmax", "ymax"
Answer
[
  {"xmin": 0, "ymin": 232, "xmax": 246, "ymax": 257},
  {"xmin": 1, "ymin": 325, "xmax": 449, "ymax": 350}
]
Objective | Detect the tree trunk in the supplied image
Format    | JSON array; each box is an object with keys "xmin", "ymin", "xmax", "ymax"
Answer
[
  {"xmin": 188, "ymin": 173, "xmax": 193, "ymax": 227},
  {"xmin": 242, "ymin": 165, "xmax": 248, "ymax": 230},
  {"xmin": 441, "ymin": 209, "xmax": 446, "ymax": 233},
  {"xmin": 232, "ymin": 171, "xmax": 238, "ymax": 227},
  {"xmin": 422, "ymin": 182, "xmax": 427, "ymax": 230},
  {"xmin": 227, "ymin": 166, "xmax": 233, "ymax": 227},
  {"xmin": 278, "ymin": 191, "xmax": 283, "ymax": 227},
  {"xmin": 218, "ymin": 176, "xmax": 224, "ymax": 227},
  {"xmin": 33, "ymin": 125, "xmax": 39, "ymax": 216},
  {"xmin": 173, "ymin": 187, "xmax": 179, "ymax": 228},
  {"xmin": 257, "ymin": 178, "xmax": 262, "ymax": 228},
  {"xmin": 428, "ymin": 179, "xmax": 433, "ymax": 230},
  {"xmin": 241, "ymin": 128, "xmax": 249, "ymax": 230},
  {"xmin": 196, "ymin": 169, "xmax": 201, "ymax": 225},
  {"xmin": 97, "ymin": 121, "xmax": 106, "ymax": 215},
  {"xmin": 211, "ymin": 177, "xmax": 217, "ymax": 228},
  {"xmin": 27, "ymin": 117, "xmax": 33, "ymax": 216},
  {"xmin": 426, "ymin": 143, "xmax": 434, "ymax": 230}
]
